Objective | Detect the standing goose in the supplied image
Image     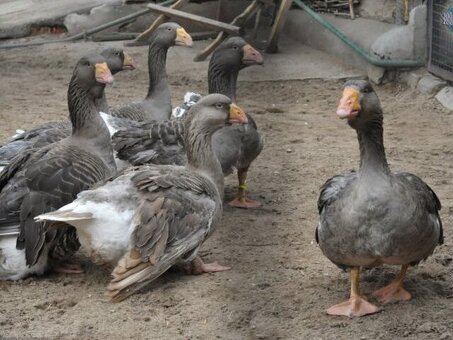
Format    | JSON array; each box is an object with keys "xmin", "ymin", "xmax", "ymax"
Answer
[
  {"xmin": 113, "ymin": 37, "xmax": 264, "ymax": 208},
  {"xmin": 317, "ymin": 80, "xmax": 443, "ymax": 317},
  {"xmin": 0, "ymin": 47, "xmax": 135, "ymax": 169},
  {"xmin": 36, "ymin": 94, "xmax": 248, "ymax": 301},
  {"xmin": 0, "ymin": 54, "xmax": 116, "ymax": 279},
  {"xmin": 107, "ymin": 22, "xmax": 193, "ymax": 122}
]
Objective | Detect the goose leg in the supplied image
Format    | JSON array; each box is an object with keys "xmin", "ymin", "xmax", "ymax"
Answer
[
  {"xmin": 184, "ymin": 256, "xmax": 231, "ymax": 275},
  {"xmin": 228, "ymin": 168, "xmax": 261, "ymax": 209},
  {"xmin": 327, "ymin": 267, "xmax": 380, "ymax": 317},
  {"xmin": 372, "ymin": 265, "xmax": 411, "ymax": 304}
]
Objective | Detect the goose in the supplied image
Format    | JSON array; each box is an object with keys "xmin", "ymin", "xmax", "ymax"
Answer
[
  {"xmin": 113, "ymin": 37, "xmax": 264, "ymax": 208},
  {"xmin": 36, "ymin": 94, "xmax": 248, "ymax": 301},
  {"xmin": 0, "ymin": 54, "xmax": 116, "ymax": 280},
  {"xmin": 316, "ymin": 80, "xmax": 443, "ymax": 317},
  {"xmin": 0, "ymin": 47, "xmax": 135, "ymax": 171},
  {"xmin": 107, "ymin": 22, "xmax": 193, "ymax": 123}
]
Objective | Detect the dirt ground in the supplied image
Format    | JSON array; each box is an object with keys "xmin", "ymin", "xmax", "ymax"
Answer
[{"xmin": 0, "ymin": 40, "xmax": 452, "ymax": 340}]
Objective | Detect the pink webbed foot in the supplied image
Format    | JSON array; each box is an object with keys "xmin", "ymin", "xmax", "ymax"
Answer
[
  {"xmin": 327, "ymin": 295, "xmax": 381, "ymax": 317},
  {"xmin": 184, "ymin": 256, "xmax": 231, "ymax": 275},
  {"xmin": 228, "ymin": 196, "xmax": 261, "ymax": 209},
  {"xmin": 53, "ymin": 262, "xmax": 84, "ymax": 274},
  {"xmin": 372, "ymin": 283, "xmax": 411, "ymax": 304}
]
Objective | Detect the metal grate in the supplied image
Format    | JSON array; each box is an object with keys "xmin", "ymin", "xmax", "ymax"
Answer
[{"xmin": 428, "ymin": 0, "xmax": 453, "ymax": 81}]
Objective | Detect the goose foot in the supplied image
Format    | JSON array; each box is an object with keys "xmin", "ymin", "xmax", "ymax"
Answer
[
  {"xmin": 184, "ymin": 256, "xmax": 231, "ymax": 275},
  {"xmin": 372, "ymin": 283, "xmax": 411, "ymax": 304},
  {"xmin": 373, "ymin": 264, "xmax": 411, "ymax": 304},
  {"xmin": 327, "ymin": 296, "xmax": 381, "ymax": 317},
  {"xmin": 229, "ymin": 170, "xmax": 261, "ymax": 209},
  {"xmin": 228, "ymin": 196, "xmax": 261, "ymax": 209},
  {"xmin": 53, "ymin": 262, "xmax": 84, "ymax": 274}
]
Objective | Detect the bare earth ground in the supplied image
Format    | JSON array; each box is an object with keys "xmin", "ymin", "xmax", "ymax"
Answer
[{"xmin": 0, "ymin": 40, "xmax": 452, "ymax": 340}]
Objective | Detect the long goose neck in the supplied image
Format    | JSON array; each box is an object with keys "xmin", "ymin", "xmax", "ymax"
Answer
[
  {"xmin": 68, "ymin": 76, "xmax": 106, "ymax": 137},
  {"xmin": 356, "ymin": 117, "xmax": 390, "ymax": 177},
  {"xmin": 185, "ymin": 123, "xmax": 224, "ymax": 199},
  {"xmin": 146, "ymin": 41, "xmax": 169, "ymax": 98},
  {"xmin": 94, "ymin": 92, "xmax": 109, "ymax": 113},
  {"xmin": 208, "ymin": 63, "xmax": 238, "ymax": 102}
]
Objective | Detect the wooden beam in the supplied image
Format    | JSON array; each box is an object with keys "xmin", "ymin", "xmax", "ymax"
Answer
[
  {"xmin": 146, "ymin": 3, "xmax": 241, "ymax": 35},
  {"xmin": 193, "ymin": 0, "xmax": 260, "ymax": 62},
  {"xmin": 266, "ymin": 0, "xmax": 293, "ymax": 53},
  {"xmin": 125, "ymin": 0, "xmax": 188, "ymax": 47},
  {"xmin": 348, "ymin": 0, "xmax": 355, "ymax": 19}
]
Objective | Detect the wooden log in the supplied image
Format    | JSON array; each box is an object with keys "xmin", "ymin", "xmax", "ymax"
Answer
[
  {"xmin": 266, "ymin": 0, "xmax": 293, "ymax": 53},
  {"xmin": 193, "ymin": 0, "xmax": 260, "ymax": 62},
  {"xmin": 146, "ymin": 3, "xmax": 241, "ymax": 35},
  {"xmin": 125, "ymin": 0, "xmax": 188, "ymax": 47}
]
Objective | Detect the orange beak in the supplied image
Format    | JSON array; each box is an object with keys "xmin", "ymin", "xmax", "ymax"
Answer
[
  {"xmin": 95, "ymin": 62, "xmax": 114, "ymax": 84},
  {"xmin": 175, "ymin": 27, "xmax": 193, "ymax": 47},
  {"xmin": 122, "ymin": 51, "xmax": 136, "ymax": 70},
  {"xmin": 336, "ymin": 87, "xmax": 361, "ymax": 119},
  {"xmin": 242, "ymin": 44, "xmax": 264, "ymax": 65},
  {"xmin": 228, "ymin": 103, "xmax": 248, "ymax": 124}
]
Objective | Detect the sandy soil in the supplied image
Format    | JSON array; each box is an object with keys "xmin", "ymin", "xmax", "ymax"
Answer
[{"xmin": 0, "ymin": 40, "xmax": 452, "ymax": 340}]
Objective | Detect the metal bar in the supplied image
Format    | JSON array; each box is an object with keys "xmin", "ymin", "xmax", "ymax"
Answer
[
  {"xmin": 294, "ymin": 0, "xmax": 425, "ymax": 68},
  {"xmin": 146, "ymin": 3, "xmax": 241, "ymax": 35}
]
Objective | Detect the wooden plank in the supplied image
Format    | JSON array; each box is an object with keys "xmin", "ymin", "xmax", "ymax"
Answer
[
  {"xmin": 0, "ymin": 0, "xmax": 119, "ymax": 37},
  {"xmin": 266, "ymin": 0, "xmax": 293, "ymax": 53},
  {"xmin": 146, "ymin": 3, "xmax": 241, "ymax": 35},
  {"xmin": 193, "ymin": 0, "xmax": 260, "ymax": 62},
  {"xmin": 125, "ymin": 0, "xmax": 188, "ymax": 47}
]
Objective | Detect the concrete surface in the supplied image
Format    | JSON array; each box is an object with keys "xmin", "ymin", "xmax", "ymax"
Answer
[
  {"xmin": 370, "ymin": 5, "xmax": 427, "ymax": 62},
  {"xmin": 283, "ymin": 9, "xmax": 397, "ymax": 70},
  {"xmin": 417, "ymin": 74, "xmax": 447, "ymax": 95},
  {"xmin": 0, "ymin": 0, "xmax": 121, "ymax": 39},
  {"xmin": 64, "ymin": 4, "xmax": 143, "ymax": 35},
  {"xmin": 165, "ymin": 37, "xmax": 365, "ymax": 82},
  {"xmin": 402, "ymin": 69, "xmax": 427, "ymax": 89},
  {"xmin": 357, "ymin": 0, "xmax": 396, "ymax": 23},
  {"xmin": 435, "ymin": 87, "xmax": 453, "ymax": 111},
  {"xmin": 63, "ymin": 1, "xmax": 249, "ymax": 36}
]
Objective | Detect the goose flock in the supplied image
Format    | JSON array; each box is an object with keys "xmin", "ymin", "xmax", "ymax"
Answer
[{"xmin": 0, "ymin": 22, "xmax": 444, "ymax": 316}]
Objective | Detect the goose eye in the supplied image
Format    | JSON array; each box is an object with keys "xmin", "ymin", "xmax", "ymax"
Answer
[
  {"xmin": 232, "ymin": 46, "xmax": 239, "ymax": 50},
  {"xmin": 216, "ymin": 103, "xmax": 224, "ymax": 109},
  {"xmin": 167, "ymin": 27, "xmax": 172, "ymax": 31},
  {"xmin": 85, "ymin": 61, "xmax": 91, "ymax": 66}
]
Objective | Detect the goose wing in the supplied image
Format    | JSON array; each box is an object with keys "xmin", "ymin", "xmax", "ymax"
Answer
[
  {"xmin": 107, "ymin": 166, "xmax": 219, "ymax": 302},
  {"xmin": 396, "ymin": 172, "xmax": 443, "ymax": 245},
  {"xmin": 16, "ymin": 145, "xmax": 111, "ymax": 266},
  {"xmin": 112, "ymin": 119, "xmax": 186, "ymax": 166}
]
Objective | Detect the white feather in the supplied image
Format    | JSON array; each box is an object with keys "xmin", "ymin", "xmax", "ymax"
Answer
[
  {"xmin": 99, "ymin": 111, "xmax": 118, "ymax": 136},
  {"xmin": 0, "ymin": 236, "xmax": 49, "ymax": 280},
  {"xmin": 36, "ymin": 175, "xmax": 138, "ymax": 266}
]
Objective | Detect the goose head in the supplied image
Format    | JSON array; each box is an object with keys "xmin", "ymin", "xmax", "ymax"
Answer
[
  {"xmin": 72, "ymin": 54, "xmax": 114, "ymax": 99},
  {"xmin": 212, "ymin": 37, "xmax": 264, "ymax": 71},
  {"xmin": 185, "ymin": 94, "xmax": 248, "ymax": 135},
  {"xmin": 336, "ymin": 79, "xmax": 383, "ymax": 130},
  {"xmin": 152, "ymin": 22, "xmax": 193, "ymax": 48},
  {"xmin": 101, "ymin": 47, "xmax": 136, "ymax": 73}
]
